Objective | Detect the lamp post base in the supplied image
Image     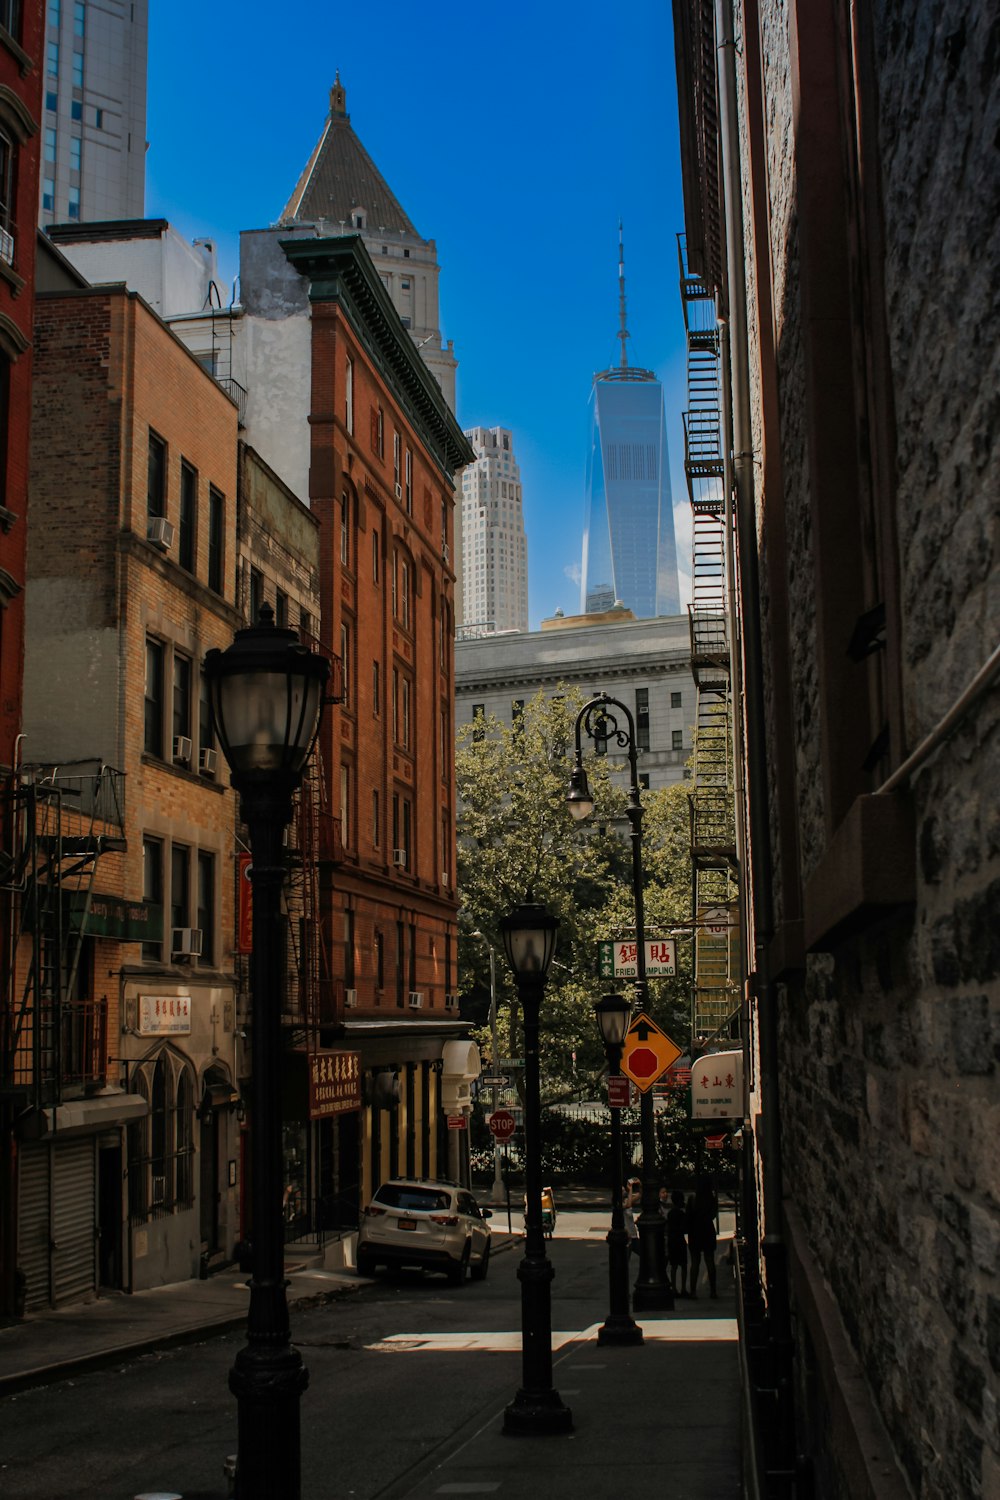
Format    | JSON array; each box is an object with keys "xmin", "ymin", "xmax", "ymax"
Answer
[
  {"xmin": 632, "ymin": 1210, "xmax": 674, "ymax": 1312},
  {"xmin": 598, "ymin": 1314, "xmax": 645, "ymax": 1346},
  {"xmin": 229, "ymin": 1343, "xmax": 309, "ymax": 1500},
  {"xmin": 503, "ymin": 1387, "xmax": 574, "ymax": 1435}
]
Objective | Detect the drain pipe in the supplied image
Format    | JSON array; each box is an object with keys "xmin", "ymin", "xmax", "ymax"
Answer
[{"xmin": 715, "ymin": 0, "xmax": 800, "ymax": 1485}]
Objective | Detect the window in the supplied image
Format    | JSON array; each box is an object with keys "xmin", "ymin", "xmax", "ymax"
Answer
[
  {"xmin": 144, "ymin": 638, "xmax": 164, "ymax": 756},
  {"xmin": 395, "ymin": 920, "xmax": 405, "ymax": 1007},
  {"xmin": 45, "ymin": 91, "xmax": 57, "ymax": 113},
  {"xmin": 171, "ymin": 845, "xmax": 190, "ymax": 946},
  {"xmin": 512, "ymin": 699, "xmax": 524, "ymax": 735},
  {"xmin": 393, "ymin": 430, "xmax": 401, "ymax": 490},
  {"xmin": 45, "ymin": 0, "xmax": 57, "ymax": 25},
  {"xmin": 128, "ymin": 1052, "xmax": 196, "ymax": 1221},
  {"xmin": 391, "ymin": 668, "xmax": 399, "ymax": 742},
  {"xmin": 372, "ymin": 528, "xmax": 380, "ymax": 584},
  {"xmin": 401, "ymin": 676, "xmax": 411, "ymax": 749},
  {"xmin": 274, "ymin": 589, "xmax": 288, "ymax": 628},
  {"xmin": 472, "ymin": 704, "xmax": 485, "ymax": 743},
  {"xmin": 345, "ymin": 356, "xmax": 353, "ymax": 435},
  {"xmin": 198, "ymin": 672, "xmax": 214, "ymax": 775},
  {"xmin": 672, "ymin": 730, "xmax": 683, "ymax": 751},
  {"xmin": 639, "ymin": 773, "xmax": 651, "ymax": 790},
  {"xmin": 147, "ymin": 431, "xmax": 166, "ymax": 520},
  {"xmin": 69, "ymin": 134, "xmax": 80, "ymax": 172},
  {"xmin": 179, "ymin": 461, "xmax": 196, "ymax": 572},
  {"xmin": 42, "ymin": 177, "xmax": 54, "ymax": 213},
  {"xmin": 300, "ymin": 606, "xmax": 312, "ymax": 639},
  {"xmin": 405, "ymin": 448, "xmax": 413, "ymax": 513},
  {"xmin": 372, "ymin": 789, "xmax": 380, "ymax": 847},
  {"xmin": 67, "ymin": 184, "xmax": 79, "ymax": 219},
  {"xmin": 372, "ymin": 659, "xmax": 380, "ymax": 716},
  {"xmin": 340, "ymin": 620, "xmax": 351, "ymax": 706},
  {"xmin": 340, "ymin": 764, "xmax": 349, "ymax": 847},
  {"xmin": 636, "ymin": 688, "xmax": 650, "ymax": 751},
  {"xmin": 248, "ymin": 566, "xmax": 264, "ymax": 624},
  {"xmin": 371, "ymin": 404, "xmax": 384, "ymax": 459},
  {"xmin": 72, "ymin": 0, "xmax": 83, "ymax": 35},
  {"xmin": 670, "ymin": 691, "xmax": 682, "ymax": 709},
  {"xmin": 44, "ymin": 127, "xmax": 56, "ymax": 163},
  {"xmin": 142, "ymin": 837, "xmax": 163, "ymax": 961},
  {"xmin": 70, "ymin": 98, "xmax": 80, "ymax": 121},
  {"xmin": 197, "ymin": 852, "xmax": 215, "ymax": 964},
  {"xmin": 207, "ymin": 487, "xmax": 224, "ymax": 594},
  {"xmin": 71, "ymin": 49, "xmax": 82, "ymax": 87},
  {"xmin": 172, "ymin": 652, "xmax": 191, "ymax": 750},
  {"xmin": 374, "ymin": 929, "xmax": 384, "ymax": 990},
  {"xmin": 47, "ymin": 40, "xmax": 58, "ymax": 75},
  {"xmin": 340, "ymin": 491, "xmax": 349, "ymax": 565},
  {"xmin": 94, "ymin": 106, "xmax": 102, "ymax": 129}
]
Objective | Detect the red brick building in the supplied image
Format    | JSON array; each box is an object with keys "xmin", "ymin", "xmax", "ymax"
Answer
[{"xmin": 0, "ymin": 0, "xmax": 48, "ymax": 1316}]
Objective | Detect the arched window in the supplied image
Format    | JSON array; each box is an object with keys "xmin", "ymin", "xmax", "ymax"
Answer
[{"xmin": 128, "ymin": 1047, "xmax": 197, "ymax": 1221}]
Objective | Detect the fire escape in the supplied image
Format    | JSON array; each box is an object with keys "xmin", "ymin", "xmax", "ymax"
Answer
[
  {"xmin": 679, "ymin": 237, "xmax": 740, "ymax": 1044},
  {"xmin": 0, "ymin": 760, "xmax": 127, "ymax": 1115}
]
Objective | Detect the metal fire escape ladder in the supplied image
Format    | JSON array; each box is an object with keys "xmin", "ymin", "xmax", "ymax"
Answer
[{"xmin": 679, "ymin": 237, "xmax": 740, "ymax": 1044}]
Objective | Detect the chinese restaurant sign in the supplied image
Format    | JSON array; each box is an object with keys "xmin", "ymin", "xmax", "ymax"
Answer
[
  {"xmin": 598, "ymin": 938, "xmax": 677, "ymax": 978},
  {"xmin": 139, "ymin": 993, "xmax": 191, "ymax": 1036},
  {"xmin": 691, "ymin": 1049, "xmax": 744, "ymax": 1119},
  {"xmin": 238, "ymin": 854, "xmax": 253, "ymax": 954},
  {"xmin": 308, "ymin": 1050, "xmax": 362, "ymax": 1119}
]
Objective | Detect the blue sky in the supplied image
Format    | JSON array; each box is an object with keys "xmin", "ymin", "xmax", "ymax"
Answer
[{"xmin": 146, "ymin": 1, "xmax": 691, "ymax": 629}]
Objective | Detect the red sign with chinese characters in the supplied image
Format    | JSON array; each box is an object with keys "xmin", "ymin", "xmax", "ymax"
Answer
[
  {"xmin": 308, "ymin": 1050, "xmax": 361, "ymax": 1119},
  {"xmin": 238, "ymin": 854, "xmax": 253, "ymax": 954}
]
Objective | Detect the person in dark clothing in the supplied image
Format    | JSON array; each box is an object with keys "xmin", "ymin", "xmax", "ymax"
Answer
[
  {"xmin": 664, "ymin": 1189, "xmax": 689, "ymax": 1296},
  {"xmin": 687, "ymin": 1182, "xmax": 718, "ymax": 1298}
]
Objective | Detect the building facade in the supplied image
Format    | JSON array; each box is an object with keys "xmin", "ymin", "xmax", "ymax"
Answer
[
  {"xmin": 19, "ymin": 277, "xmax": 241, "ymax": 1304},
  {"xmin": 39, "ymin": 0, "xmax": 147, "ymax": 229},
  {"xmin": 673, "ymin": 2, "xmax": 1000, "ymax": 1496},
  {"xmin": 456, "ymin": 611, "xmax": 695, "ymax": 793},
  {"xmin": 459, "ymin": 425, "xmax": 528, "ymax": 634}
]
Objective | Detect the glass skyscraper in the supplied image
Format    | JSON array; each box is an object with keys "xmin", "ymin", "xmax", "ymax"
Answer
[{"xmin": 581, "ymin": 367, "xmax": 680, "ymax": 618}]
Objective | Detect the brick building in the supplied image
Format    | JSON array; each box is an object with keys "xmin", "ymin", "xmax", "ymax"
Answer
[
  {"xmin": 672, "ymin": 2, "xmax": 999, "ymax": 1496},
  {"xmin": 0, "ymin": 0, "xmax": 49, "ymax": 1317},
  {"xmin": 19, "ymin": 274, "xmax": 242, "ymax": 1302}
]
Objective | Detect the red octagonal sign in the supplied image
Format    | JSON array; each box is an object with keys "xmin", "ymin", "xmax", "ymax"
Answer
[{"xmin": 488, "ymin": 1109, "xmax": 516, "ymax": 1141}]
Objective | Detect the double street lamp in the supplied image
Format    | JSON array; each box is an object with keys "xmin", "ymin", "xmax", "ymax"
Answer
[
  {"xmin": 205, "ymin": 605, "xmax": 330, "ymax": 1500},
  {"xmin": 593, "ymin": 994, "xmax": 643, "ymax": 1346},
  {"xmin": 568, "ymin": 694, "xmax": 673, "ymax": 1312},
  {"xmin": 499, "ymin": 898, "xmax": 573, "ymax": 1436}
]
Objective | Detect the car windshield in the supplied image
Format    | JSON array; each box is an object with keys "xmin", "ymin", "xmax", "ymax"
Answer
[{"xmin": 373, "ymin": 1184, "xmax": 452, "ymax": 1213}]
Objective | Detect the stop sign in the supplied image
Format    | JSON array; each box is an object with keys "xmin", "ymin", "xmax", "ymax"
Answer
[{"xmin": 488, "ymin": 1109, "xmax": 516, "ymax": 1141}]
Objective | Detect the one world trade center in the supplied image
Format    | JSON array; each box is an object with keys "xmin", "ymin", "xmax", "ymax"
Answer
[{"xmin": 580, "ymin": 228, "xmax": 680, "ymax": 618}]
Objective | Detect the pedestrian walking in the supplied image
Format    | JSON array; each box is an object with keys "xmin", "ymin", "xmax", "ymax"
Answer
[
  {"xmin": 665, "ymin": 1189, "xmax": 689, "ymax": 1296},
  {"xmin": 623, "ymin": 1176, "xmax": 641, "ymax": 1255},
  {"xmin": 687, "ymin": 1181, "xmax": 718, "ymax": 1298}
]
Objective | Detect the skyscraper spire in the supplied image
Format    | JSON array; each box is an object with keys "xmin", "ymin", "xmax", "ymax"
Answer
[{"xmin": 617, "ymin": 219, "xmax": 630, "ymax": 370}]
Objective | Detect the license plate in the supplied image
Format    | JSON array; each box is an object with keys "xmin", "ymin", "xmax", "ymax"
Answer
[{"xmin": 397, "ymin": 1218, "xmax": 417, "ymax": 1231}]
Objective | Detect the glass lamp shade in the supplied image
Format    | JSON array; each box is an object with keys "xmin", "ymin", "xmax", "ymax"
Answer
[
  {"xmin": 204, "ymin": 606, "xmax": 330, "ymax": 781},
  {"xmin": 593, "ymin": 993, "xmax": 631, "ymax": 1048},
  {"xmin": 499, "ymin": 900, "xmax": 559, "ymax": 980},
  {"xmin": 566, "ymin": 760, "xmax": 594, "ymax": 822}
]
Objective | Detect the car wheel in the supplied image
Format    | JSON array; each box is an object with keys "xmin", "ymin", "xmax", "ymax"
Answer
[
  {"xmin": 356, "ymin": 1251, "xmax": 376, "ymax": 1278},
  {"xmin": 447, "ymin": 1245, "xmax": 470, "ymax": 1286},
  {"xmin": 469, "ymin": 1241, "xmax": 491, "ymax": 1282}
]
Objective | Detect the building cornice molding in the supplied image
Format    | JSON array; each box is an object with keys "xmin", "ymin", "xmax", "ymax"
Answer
[{"xmin": 281, "ymin": 234, "xmax": 474, "ymax": 481}]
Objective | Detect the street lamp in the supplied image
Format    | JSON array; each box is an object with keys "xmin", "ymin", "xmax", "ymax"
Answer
[
  {"xmin": 593, "ymin": 994, "xmax": 644, "ymax": 1346},
  {"xmin": 499, "ymin": 898, "xmax": 573, "ymax": 1436},
  {"xmin": 472, "ymin": 931, "xmax": 504, "ymax": 1204},
  {"xmin": 205, "ymin": 604, "xmax": 330, "ymax": 1500},
  {"xmin": 568, "ymin": 694, "xmax": 673, "ymax": 1312}
]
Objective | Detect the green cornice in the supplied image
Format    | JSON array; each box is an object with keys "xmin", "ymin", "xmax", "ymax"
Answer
[{"xmin": 280, "ymin": 234, "xmax": 474, "ymax": 480}]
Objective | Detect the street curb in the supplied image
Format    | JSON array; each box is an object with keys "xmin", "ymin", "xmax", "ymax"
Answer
[{"xmin": 0, "ymin": 1279, "xmax": 365, "ymax": 1399}]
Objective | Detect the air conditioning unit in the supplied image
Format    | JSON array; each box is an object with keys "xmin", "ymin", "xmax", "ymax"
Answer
[
  {"xmin": 343, "ymin": 988, "xmax": 358, "ymax": 1008},
  {"xmin": 392, "ymin": 849, "xmax": 407, "ymax": 867},
  {"xmin": 172, "ymin": 926, "xmax": 203, "ymax": 958},
  {"xmin": 408, "ymin": 991, "xmax": 424, "ymax": 1009},
  {"xmin": 442, "ymin": 542, "xmax": 450, "ymax": 563},
  {"xmin": 0, "ymin": 227, "xmax": 14, "ymax": 266},
  {"xmin": 172, "ymin": 735, "xmax": 193, "ymax": 765},
  {"xmin": 199, "ymin": 747, "xmax": 217, "ymax": 775},
  {"xmin": 147, "ymin": 516, "xmax": 174, "ymax": 551},
  {"xmin": 394, "ymin": 482, "xmax": 403, "ymax": 500}
]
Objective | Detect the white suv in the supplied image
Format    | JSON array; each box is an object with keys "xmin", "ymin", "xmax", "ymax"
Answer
[{"xmin": 356, "ymin": 1177, "xmax": 493, "ymax": 1285}]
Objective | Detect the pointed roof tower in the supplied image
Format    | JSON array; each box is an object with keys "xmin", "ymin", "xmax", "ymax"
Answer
[{"xmin": 280, "ymin": 73, "xmax": 420, "ymax": 236}]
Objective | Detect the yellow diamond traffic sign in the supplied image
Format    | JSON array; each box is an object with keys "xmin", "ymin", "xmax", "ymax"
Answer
[{"xmin": 620, "ymin": 1012, "xmax": 682, "ymax": 1093}]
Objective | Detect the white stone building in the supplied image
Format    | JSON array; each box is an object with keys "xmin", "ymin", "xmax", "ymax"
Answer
[
  {"xmin": 39, "ymin": 0, "xmax": 147, "ymax": 229},
  {"xmin": 456, "ymin": 610, "xmax": 695, "ymax": 793},
  {"xmin": 459, "ymin": 426, "xmax": 528, "ymax": 635}
]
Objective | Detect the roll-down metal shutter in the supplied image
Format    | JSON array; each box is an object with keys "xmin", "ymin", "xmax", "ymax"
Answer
[
  {"xmin": 52, "ymin": 1137, "xmax": 97, "ymax": 1305},
  {"xmin": 18, "ymin": 1145, "xmax": 51, "ymax": 1311}
]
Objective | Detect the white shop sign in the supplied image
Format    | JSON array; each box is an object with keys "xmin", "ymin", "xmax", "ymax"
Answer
[
  {"xmin": 139, "ymin": 993, "xmax": 192, "ymax": 1035},
  {"xmin": 691, "ymin": 1049, "xmax": 743, "ymax": 1119}
]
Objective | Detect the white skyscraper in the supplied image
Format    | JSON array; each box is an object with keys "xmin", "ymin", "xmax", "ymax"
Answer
[
  {"xmin": 39, "ymin": 0, "xmax": 148, "ymax": 229},
  {"xmin": 460, "ymin": 427, "xmax": 528, "ymax": 635}
]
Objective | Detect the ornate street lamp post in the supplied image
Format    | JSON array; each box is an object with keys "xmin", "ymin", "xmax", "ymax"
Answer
[
  {"xmin": 593, "ymin": 994, "xmax": 644, "ymax": 1346},
  {"xmin": 499, "ymin": 898, "xmax": 573, "ymax": 1436},
  {"xmin": 568, "ymin": 694, "xmax": 673, "ymax": 1312},
  {"xmin": 205, "ymin": 605, "xmax": 330, "ymax": 1500}
]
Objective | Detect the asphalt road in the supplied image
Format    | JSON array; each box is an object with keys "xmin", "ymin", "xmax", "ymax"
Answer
[{"xmin": 0, "ymin": 1217, "xmax": 615, "ymax": 1500}]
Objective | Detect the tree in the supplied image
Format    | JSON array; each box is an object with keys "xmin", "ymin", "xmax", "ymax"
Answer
[{"xmin": 456, "ymin": 689, "xmax": 696, "ymax": 1102}]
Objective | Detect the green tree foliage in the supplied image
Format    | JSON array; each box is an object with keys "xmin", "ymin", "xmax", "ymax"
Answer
[{"xmin": 456, "ymin": 688, "xmax": 696, "ymax": 1103}]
